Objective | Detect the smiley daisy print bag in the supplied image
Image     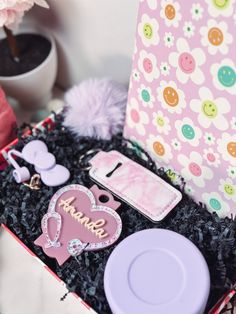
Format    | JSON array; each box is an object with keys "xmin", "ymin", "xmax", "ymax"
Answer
[{"xmin": 124, "ymin": 0, "xmax": 236, "ymax": 218}]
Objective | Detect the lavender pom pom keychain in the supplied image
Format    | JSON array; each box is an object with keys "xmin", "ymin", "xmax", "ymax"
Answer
[{"xmin": 63, "ymin": 78, "xmax": 128, "ymax": 140}]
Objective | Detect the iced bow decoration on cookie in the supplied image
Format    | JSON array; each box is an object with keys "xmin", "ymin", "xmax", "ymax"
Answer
[{"xmin": 34, "ymin": 184, "xmax": 122, "ymax": 265}]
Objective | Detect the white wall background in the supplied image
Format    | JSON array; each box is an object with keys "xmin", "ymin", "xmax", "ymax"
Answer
[{"xmin": 29, "ymin": 0, "xmax": 139, "ymax": 88}]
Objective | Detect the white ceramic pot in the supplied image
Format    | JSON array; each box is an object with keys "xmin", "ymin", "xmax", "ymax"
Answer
[{"xmin": 0, "ymin": 25, "xmax": 58, "ymax": 110}]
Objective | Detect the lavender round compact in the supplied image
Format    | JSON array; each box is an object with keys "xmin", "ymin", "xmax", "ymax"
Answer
[{"xmin": 104, "ymin": 229, "xmax": 210, "ymax": 314}]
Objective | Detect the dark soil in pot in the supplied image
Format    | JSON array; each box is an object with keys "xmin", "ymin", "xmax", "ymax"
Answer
[{"xmin": 0, "ymin": 34, "xmax": 51, "ymax": 77}]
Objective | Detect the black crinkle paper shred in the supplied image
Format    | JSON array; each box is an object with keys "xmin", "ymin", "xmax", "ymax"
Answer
[{"xmin": 0, "ymin": 114, "xmax": 236, "ymax": 314}]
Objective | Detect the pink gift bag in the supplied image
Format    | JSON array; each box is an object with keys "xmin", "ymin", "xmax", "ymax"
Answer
[
  {"xmin": 0, "ymin": 87, "xmax": 17, "ymax": 150},
  {"xmin": 124, "ymin": 0, "xmax": 236, "ymax": 218}
]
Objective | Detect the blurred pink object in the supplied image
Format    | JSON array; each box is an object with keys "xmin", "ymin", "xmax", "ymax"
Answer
[
  {"xmin": 0, "ymin": 0, "xmax": 49, "ymax": 30},
  {"xmin": 0, "ymin": 87, "xmax": 17, "ymax": 149}
]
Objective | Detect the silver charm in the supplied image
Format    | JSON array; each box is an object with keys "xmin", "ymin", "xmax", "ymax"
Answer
[
  {"xmin": 67, "ymin": 239, "xmax": 88, "ymax": 257},
  {"xmin": 41, "ymin": 212, "xmax": 62, "ymax": 249}
]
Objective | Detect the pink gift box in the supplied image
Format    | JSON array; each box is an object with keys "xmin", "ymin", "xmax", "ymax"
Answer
[{"xmin": 0, "ymin": 112, "xmax": 235, "ymax": 314}]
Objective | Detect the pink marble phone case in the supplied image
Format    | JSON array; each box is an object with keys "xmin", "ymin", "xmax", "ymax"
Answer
[{"xmin": 89, "ymin": 150, "xmax": 182, "ymax": 222}]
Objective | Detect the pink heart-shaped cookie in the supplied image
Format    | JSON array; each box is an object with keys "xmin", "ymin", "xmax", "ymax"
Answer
[{"xmin": 34, "ymin": 184, "xmax": 122, "ymax": 265}]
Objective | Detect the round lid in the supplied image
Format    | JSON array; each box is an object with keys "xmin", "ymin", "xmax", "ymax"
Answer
[{"xmin": 104, "ymin": 229, "xmax": 210, "ymax": 314}]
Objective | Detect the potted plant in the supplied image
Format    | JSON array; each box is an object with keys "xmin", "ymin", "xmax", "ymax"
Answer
[{"xmin": 0, "ymin": 0, "xmax": 58, "ymax": 110}]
